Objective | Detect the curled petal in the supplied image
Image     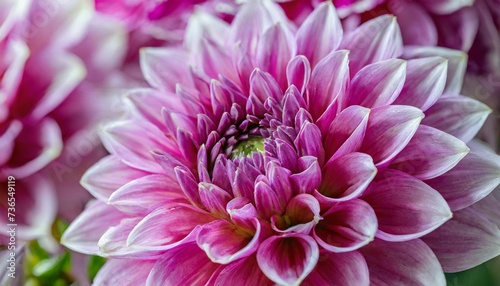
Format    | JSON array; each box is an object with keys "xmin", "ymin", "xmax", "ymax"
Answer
[
  {"xmin": 361, "ymin": 239, "xmax": 446, "ymax": 286},
  {"xmin": 214, "ymin": 255, "xmax": 273, "ymax": 285},
  {"xmin": 257, "ymin": 234, "xmax": 319, "ymax": 285},
  {"xmin": 313, "ymin": 199, "xmax": 377, "ymax": 252},
  {"xmin": 290, "ymin": 157, "xmax": 321, "ymax": 195},
  {"xmin": 272, "ymin": 194, "xmax": 321, "ymax": 234},
  {"xmin": 286, "ymin": 55, "xmax": 311, "ymax": 95},
  {"xmin": 363, "ymin": 170, "xmax": 452, "ymax": 241}
]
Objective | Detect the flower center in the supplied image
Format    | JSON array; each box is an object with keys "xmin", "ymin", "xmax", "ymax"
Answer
[{"xmin": 230, "ymin": 137, "xmax": 265, "ymax": 159}]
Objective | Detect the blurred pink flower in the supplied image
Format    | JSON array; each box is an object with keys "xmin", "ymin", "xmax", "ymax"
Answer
[{"xmin": 62, "ymin": 1, "xmax": 500, "ymax": 284}]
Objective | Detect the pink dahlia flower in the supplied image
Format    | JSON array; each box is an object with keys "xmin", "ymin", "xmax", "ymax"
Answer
[{"xmin": 63, "ymin": 1, "xmax": 500, "ymax": 284}]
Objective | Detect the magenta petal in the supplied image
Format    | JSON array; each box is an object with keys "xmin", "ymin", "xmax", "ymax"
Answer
[
  {"xmin": 197, "ymin": 218, "xmax": 263, "ymax": 264},
  {"xmin": 61, "ymin": 201, "xmax": 125, "ymax": 255},
  {"xmin": 146, "ymin": 242, "xmax": 219, "ymax": 286},
  {"xmin": 257, "ymin": 234, "xmax": 319, "ymax": 285},
  {"xmin": 307, "ymin": 50, "xmax": 349, "ymax": 120},
  {"xmin": 175, "ymin": 166, "xmax": 204, "ymax": 208},
  {"xmin": 140, "ymin": 47, "xmax": 190, "ymax": 92},
  {"xmin": 345, "ymin": 59, "xmax": 406, "ymax": 108},
  {"xmin": 0, "ymin": 120, "xmax": 22, "ymax": 166},
  {"xmin": 294, "ymin": 122, "xmax": 325, "ymax": 165},
  {"xmin": 286, "ymin": 55, "xmax": 311, "ymax": 95},
  {"xmin": 108, "ymin": 174, "xmax": 186, "ymax": 216},
  {"xmin": 302, "ymin": 250, "xmax": 369, "ymax": 286},
  {"xmin": 423, "ymin": 95, "xmax": 491, "ymax": 143},
  {"xmin": 402, "ymin": 46, "xmax": 467, "ymax": 94},
  {"xmin": 127, "ymin": 204, "xmax": 215, "ymax": 250},
  {"xmin": 340, "ymin": 15, "xmax": 403, "ymax": 76},
  {"xmin": 319, "ymin": 153, "xmax": 377, "ymax": 204},
  {"xmin": 394, "ymin": 1, "xmax": 438, "ymax": 46},
  {"xmin": 296, "ymin": 1, "xmax": 343, "ymax": 67},
  {"xmin": 255, "ymin": 178, "xmax": 286, "ymax": 218},
  {"xmin": 324, "ymin": 105, "xmax": 369, "ymax": 161},
  {"xmin": 199, "ymin": 183, "xmax": 233, "ymax": 218},
  {"xmin": 81, "ymin": 155, "xmax": 148, "ymax": 201},
  {"xmin": 425, "ymin": 148, "xmax": 500, "ymax": 211},
  {"xmin": 272, "ymin": 194, "xmax": 321, "ymax": 234},
  {"xmin": 215, "ymin": 255, "xmax": 273, "ymax": 285},
  {"xmin": 393, "ymin": 57, "xmax": 447, "ymax": 111},
  {"xmin": 290, "ymin": 156, "xmax": 321, "ymax": 194},
  {"xmin": 313, "ymin": 199, "xmax": 377, "ymax": 252},
  {"xmin": 423, "ymin": 206, "xmax": 500, "ymax": 272},
  {"xmin": 389, "ymin": 125, "xmax": 469, "ymax": 180},
  {"xmin": 360, "ymin": 105, "xmax": 423, "ymax": 165},
  {"xmin": 363, "ymin": 170, "xmax": 452, "ymax": 241},
  {"xmin": 361, "ymin": 239, "xmax": 446, "ymax": 286},
  {"xmin": 94, "ymin": 259, "xmax": 155, "ymax": 286},
  {"xmin": 418, "ymin": 0, "xmax": 474, "ymax": 14}
]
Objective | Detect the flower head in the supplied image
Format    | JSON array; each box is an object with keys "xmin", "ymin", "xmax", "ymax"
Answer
[{"xmin": 63, "ymin": 1, "xmax": 500, "ymax": 284}]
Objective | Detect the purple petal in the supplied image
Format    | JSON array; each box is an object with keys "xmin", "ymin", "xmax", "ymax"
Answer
[
  {"xmin": 423, "ymin": 206, "xmax": 500, "ymax": 272},
  {"xmin": 389, "ymin": 125, "xmax": 469, "ymax": 180},
  {"xmin": 418, "ymin": 0, "xmax": 474, "ymax": 14},
  {"xmin": 290, "ymin": 156, "xmax": 322, "ymax": 194},
  {"xmin": 423, "ymin": 95, "xmax": 491, "ymax": 143},
  {"xmin": 296, "ymin": 1, "xmax": 343, "ymax": 67},
  {"xmin": 393, "ymin": 57, "xmax": 448, "ymax": 111},
  {"xmin": 175, "ymin": 166, "xmax": 204, "ymax": 208},
  {"xmin": 344, "ymin": 59, "xmax": 406, "ymax": 108},
  {"xmin": 318, "ymin": 153, "xmax": 377, "ymax": 204},
  {"xmin": 361, "ymin": 239, "xmax": 446, "ymax": 286},
  {"xmin": 294, "ymin": 122, "xmax": 325, "ymax": 165},
  {"xmin": 313, "ymin": 199, "xmax": 377, "ymax": 252},
  {"xmin": 94, "ymin": 259, "xmax": 155, "ymax": 286},
  {"xmin": 108, "ymin": 174, "xmax": 186, "ymax": 216},
  {"xmin": 340, "ymin": 15, "xmax": 403, "ymax": 76},
  {"xmin": 272, "ymin": 194, "xmax": 321, "ymax": 234},
  {"xmin": 425, "ymin": 148, "xmax": 500, "ymax": 211},
  {"xmin": 394, "ymin": 1, "xmax": 438, "ymax": 46},
  {"xmin": 146, "ymin": 242, "xmax": 219, "ymax": 286},
  {"xmin": 199, "ymin": 183, "xmax": 233, "ymax": 218},
  {"xmin": 360, "ymin": 105, "xmax": 423, "ymax": 165},
  {"xmin": 363, "ymin": 170, "xmax": 452, "ymax": 241},
  {"xmin": 302, "ymin": 250, "xmax": 369, "ymax": 286},
  {"xmin": 307, "ymin": 50, "xmax": 349, "ymax": 120},
  {"xmin": 127, "ymin": 204, "xmax": 215, "ymax": 250},
  {"xmin": 140, "ymin": 48, "xmax": 190, "ymax": 92},
  {"xmin": 286, "ymin": 55, "xmax": 311, "ymax": 95},
  {"xmin": 257, "ymin": 234, "xmax": 319, "ymax": 285},
  {"xmin": 61, "ymin": 201, "xmax": 125, "ymax": 255},
  {"xmin": 214, "ymin": 255, "xmax": 273, "ymax": 285}
]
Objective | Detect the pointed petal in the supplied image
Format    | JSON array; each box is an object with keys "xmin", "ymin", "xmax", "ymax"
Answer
[
  {"xmin": 345, "ymin": 59, "xmax": 406, "ymax": 108},
  {"xmin": 360, "ymin": 105, "xmax": 423, "ymax": 165},
  {"xmin": 423, "ymin": 206, "xmax": 500, "ymax": 272},
  {"xmin": 199, "ymin": 183, "xmax": 233, "ymax": 217},
  {"xmin": 423, "ymin": 95, "xmax": 491, "ymax": 143},
  {"xmin": 425, "ymin": 148, "xmax": 500, "ymax": 211},
  {"xmin": 389, "ymin": 125, "xmax": 469, "ymax": 180},
  {"xmin": 140, "ymin": 48, "xmax": 190, "ymax": 92},
  {"xmin": 340, "ymin": 15, "xmax": 403, "ymax": 76},
  {"xmin": 272, "ymin": 194, "xmax": 321, "ymax": 234},
  {"xmin": 286, "ymin": 55, "xmax": 311, "ymax": 95},
  {"xmin": 393, "ymin": 57, "xmax": 448, "ymax": 111},
  {"xmin": 108, "ymin": 174, "xmax": 186, "ymax": 216},
  {"xmin": 146, "ymin": 242, "xmax": 219, "ymax": 286},
  {"xmin": 61, "ymin": 201, "xmax": 125, "ymax": 255},
  {"xmin": 290, "ymin": 156, "xmax": 322, "ymax": 194},
  {"xmin": 314, "ymin": 199, "xmax": 377, "ymax": 252},
  {"xmin": 127, "ymin": 204, "xmax": 215, "ymax": 250},
  {"xmin": 302, "ymin": 251, "xmax": 369, "ymax": 286},
  {"xmin": 294, "ymin": 122, "xmax": 325, "ymax": 165},
  {"xmin": 394, "ymin": 0, "xmax": 438, "ymax": 46},
  {"xmin": 363, "ymin": 170, "xmax": 452, "ymax": 241},
  {"xmin": 296, "ymin": 1, "xmax": 343, "ymax": 67},
  {"xmin": 257, "ymin": 234, "xmax": 319, "ymax": 285},
  {"xmin": 361, "ymin": 239, "xmax": 446, "ymax": 286}
]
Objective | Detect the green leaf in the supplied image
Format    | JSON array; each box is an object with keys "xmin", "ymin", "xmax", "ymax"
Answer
[
  {"xmin": 87, "ymin": 255, "xmax": 107, "ymax": 282},
  {"xmin": 445, "ymin": 263, "xmax": 495, "ymax": 286}
]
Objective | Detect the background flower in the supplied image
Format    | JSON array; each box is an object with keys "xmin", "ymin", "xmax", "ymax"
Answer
[{"xmin": 63, "ymin": 1, "xmax": 500, "ymax": 285}]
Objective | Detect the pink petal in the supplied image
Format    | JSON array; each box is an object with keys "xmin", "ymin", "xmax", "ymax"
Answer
[
  {"xmin": 214, "ymin": 255, "xmax": 273, "ymax": 285},
  {"xmin": 146, "ymin": 242, "xmax": 219, "ymax": 286},
  {"xmin": 344, "ymin": 59, "xmax": 406, "ymax": 108},
  {"xmin": 199, "ymin": 183, "xmax": 233, "ymax": 218},
  {"xmin": 127, "ymin": 204, "xmax": 215, "ymax": 250},
  {"xmin": 394, "ymin": 0, "xmax": 438, "ymax": 46},
  {"xmin": 197, "ymin": 218, "xmax": 265, "ymax": 264},
  {"xmin": 289, "ymin": 156, "xmax": 322, "ymax": 194},
  {"xmin": 313, "ymin": 199, "xmax": 377, "ymax": 252},
  {"xmin": 340, "ymin": 15, "xmax": 403, "ymax": 76},
  {"xmin": 324, "ymin": 105, "xmax": 369, "ymax": 161},
  {"xmin": 257, "ymin": 234, "xmax": 319, "ymax": 285},
  {"xmin": 94, "ymin": 259, "xmax": 155, "ymax": 286},
  {"xmin": 81, "ymin": 155, "xmax": 148, "ymax": 201},
  {"xmin": 318, "ymin": 153, "xmax": 377, "ymax": 204},
  {"xmin": 402, "ymin": 46, "xmax": 467, "ymax": 94},
  {"xmin": 296, "ymin": 1, "xmax": 343, "ymax": 67},
  {"xmin": 286, "ymin": 55, "xmax": 311, "ymax": 95},
  {"xmin": 361, "ymin": 239, "xmax": 446, "ymax": 286},
  {"xmin": 434, "ymin": 7, "xmax": 479, "ymax": 52},
  {"xmin": 389, "ymin": 125, "xmax": 469, "ymax": 180},
  {"xmin": 425, "ymin": 148, "xmax": 500, "ymax": 211},
  {"xmin": 307, "ymin": 50, "xmax": 349, "ymax": 121},
  {"xmin": 418, "ymin": 0, "xmax": 474, "ymax": 14},
  {"xmin": 393, "ymin": 57, "xmax": 448, "ymax": 111},
  {"xmin": 108, "ymin": 174, "xmax": 187, "ymax": 216},
  {"xmin": 423, "ymin": 206, "xmax": 500, "ymax": 272},
  {"xmin": 0, "ymin": 120, "xmax": 22, "ymax": 168},
  {"xmin": 360, "ymin": 105, "xmax": 423, "ymax": 166},
  {"xmin": 61, "ymin": 201, "xmax": 125, "ymax": 255},
  {"xmin": 363, "ymin": 170, "xmax": 452, "ymax": 241},
  {"xmin": 140, "ymin": 47, "xmax": 190, "ymax": 92},
  {"xmin": 294, "ymin": 122, "xmax": 325, "ymax": 165},
  {"xmin": 302, "ymin": 250, "xmax": 369, "ymax": 286},
  {"xmin": 423, "ymin": 95, "xmax": 491, "ymax": 143},
  {"xmin": 272, "ymin": 194, "xmax": 321, "ymax": 234}
]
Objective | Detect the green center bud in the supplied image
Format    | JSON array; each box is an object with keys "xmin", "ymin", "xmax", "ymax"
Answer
[{"xmin": 231, "ymin": 137, "xmax": 265, "ymax": 159}]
